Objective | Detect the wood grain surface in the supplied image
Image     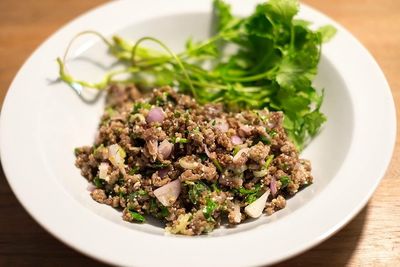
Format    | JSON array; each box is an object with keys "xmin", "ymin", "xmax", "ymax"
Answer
[{"xmin": 0, "ymin": 0, "xmax": 399, "ymax": 266}]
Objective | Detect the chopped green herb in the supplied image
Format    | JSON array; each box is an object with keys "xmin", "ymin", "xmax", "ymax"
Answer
[
  {"xmin": 188, "ymin": 181, "xmax": 209, "ymax": 205},
  {"xmin": 93, "ymin": 144, "xmax": 105, "ymax": 157},
  {"xmin": 149, "ymin": 198, "xmax": 158, "ymax": 212},
  {"xmin": 211, "ymin": 181, "xmax": 220, "ymax": 192},
  {"xmin": 233, "ymin": 146, "xmax": 241, "ymax": 156},
  {"xmin": 128, "ymin": 166, "xmax": 140, "ymax": 175},
  {"xmin": 280, "ymin": 176, "xmax": 291, "ymax": 188},
  {"xmin": 160, "ymin": 206, "xmax": 170, "ymax": 217},
  {"xmin": 118, "ymin": 190, "xmax": 126, "ymax": 198},
  {"xmin": 132, "ymin": 102, "xmax": 151, "ymax": 114},
  {"xmin": 171, "ymin": 137, "xmax": 189, "ymax": 144},
  {"xmin": 155, "ymin": 96, "xmax": 165, "ymax": 106},
  {"xmin": 253, "ymin": 135, "xmax": 270, "ymax": 145},
  {"xmin": 105, "ymin": 107, "xmax": 116, "ymax": 117},
  {"xmin": 152, "ymin": 162, "xmax": 170, "ymax": 169},
  {"xmin": 129, "ymin": 210, "xmax": 145, "ymax": 223},
  {"xmin": 234, "ymin": 184, "xmax": 262, "ymax": 204},
  {"xmin": 93, "ymin": 177, "xmax": 106, "ymax": 188},
  {"xmin": 269, "ymin": 130, "xmax": 278, "ymax": 137},
  {"xmin": 128, "ymin": 189, "xmax": 148, "ymax": 200},
  {"xmin": 149, "ymin": 198, "xmax": 170, "ymax": 218},
  {"xmin": 212, "ymin": 158, "xmax": 223, "ymax": 172},
  {"xmin": 199, "ymin": 153, "xmax": 208, "ymax": 162},
  {"xmin": 203, "ymin": 198, "xmax": 217, "ymax": 221},
  {"xmin": 245, "ymin": 194, "xmax": 259, "ymax": 204},
  {"xmin": 235, "ymin": 184, "xmax": 261, "ymax": 195}
]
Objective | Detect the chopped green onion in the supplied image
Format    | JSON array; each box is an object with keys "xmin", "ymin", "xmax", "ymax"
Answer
[
  {"xmin": 129, "ymin": 210, "xmax": 146, "ymax": 222},
  {"xmin": 264, "ymin": 155, "xmax": 274, "ymax": 169},
  {"xmin": 172, "ymin": 137, "xmax": 189, "ymax": 144},
  {"xmin": 212, "ymin": 158, "xmax": 223, "ymax": 172},
  {"xmin": 93, "ymin": 177, "xmax": 106, "ymax": 188}
]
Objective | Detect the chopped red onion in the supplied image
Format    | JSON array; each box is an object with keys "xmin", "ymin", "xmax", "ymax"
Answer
[
  {"xmin": 86, "ymin": 183, "xmax": 96, "ymax": 192},
  {"xmin": 158, "ymin": 168, "xmax": 169, "ymax": 178},
  {"xmin": 158, "ymin": 139, "xmax": 173, "ymax": 159},
  {"xmin": 231, "ymin": 135, "xmax": 243, "ymax": 145},
  {"xmin": 238, "ymin": 124, "xmax": 254, "ymax": 137},
  {"xmin": 214, "ymin": 119, "xmax": 229, "ymax": 133},
  {"xmin": 270, "ymin": 177, "xmax": 277, "ymax": 196},
  {"xmin": 153, "ymin": 179, "xmax": 181, "ymax": 206},
  {"xmin": 146, "ymin": 107, "xmax": 164, "ymax": 123},
  {"xmin": 267, "ymin": 121, "xmax": 276, "ymax": 129}
]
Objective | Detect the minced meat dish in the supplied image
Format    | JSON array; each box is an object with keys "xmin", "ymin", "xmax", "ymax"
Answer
[{"xmin": 75, "ymin": 85, "xmax": 313, "ymax": 235}]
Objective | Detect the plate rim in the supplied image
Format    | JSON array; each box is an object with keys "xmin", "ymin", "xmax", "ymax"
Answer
[{"xmin": 0, "ymin": 0, "xmax": 396, "ymax": 266}]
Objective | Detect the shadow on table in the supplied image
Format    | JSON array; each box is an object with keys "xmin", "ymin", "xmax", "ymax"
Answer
[
  {"xmin": 273, "ymin": 204, "xmax": 369, "ymax": 267},
  {"xmin": 0, "ymin": 163, "xmax": 368, "ymax": 267}
]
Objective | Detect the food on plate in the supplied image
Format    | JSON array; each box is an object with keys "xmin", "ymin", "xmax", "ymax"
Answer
[
  {"xmin": 60, "ymin": 0, "xmax": 335, "ymax": 235},
  {"xmin": 75, "ymin": 86, "xmax": 313, "ymax": 235}
]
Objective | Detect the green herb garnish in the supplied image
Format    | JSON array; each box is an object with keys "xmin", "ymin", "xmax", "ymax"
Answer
[
  {"xmin": 234, "ymin": 184, "xmax": 262, "ymax": 204},
  {"xmin": 203, "ymin": 198, "xmax": 217, "ymax": 221},
  {"xmin": 264, "ymin": 155, "xmax": 274, "ymax": 169},
  {"xmin": 255, "ymin": 135, "xmax": 271, "ymax": 145},
  {"xmin": 199, "ymin": 153, "xmax": 208, "ymax": 162},
  {"xmin": 269, "ymin": 130, "xmax": 278, "ymax": 137},
  {"xmin": 128, "ymin": 166, "xmax": 140, "ymax": 175},
  {"xmin": 128, "ymin": 189, "xmax": 148, "ymax": 200},
  {"xmin": 280, "ymin": 175, "xmax": 291, "ymax": 188},
  {"xmin": 212, "ymin": 158, "xmax": 223, "ymax": 173},
  {"xmin": 132, "ymin": 102, "xmax": 151, "ymax": 114},
  {"xmin": 188, "ymin": 181, "xmax": 209, "ymax": 205},
  {"xmin": 93, "ymin": 177, "xmax": 106, "ymax": 188},
  {"xmin": 58, "ymin": 0, "xmax": 336, "ymax": 149},
  {"xmin": 151, "ymin": 162, "xmax": 170, "ymax": 169},
  {"xmin": 129, "ymin": 210, "xmax": 146, "ymax": 223},
  {"xmin": 171, "ymin": 137, "xmax": 189, "ymax": 144}
]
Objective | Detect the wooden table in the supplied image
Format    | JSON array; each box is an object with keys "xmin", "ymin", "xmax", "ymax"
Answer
[{"xmin": 0, "ymin": 0, "xmax": 399, "ymax": 266}]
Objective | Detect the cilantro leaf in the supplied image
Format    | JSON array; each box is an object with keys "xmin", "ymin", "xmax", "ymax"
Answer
[{"xmin": 317, "ymin": 25, "xmax": 337, "ymax": 43}]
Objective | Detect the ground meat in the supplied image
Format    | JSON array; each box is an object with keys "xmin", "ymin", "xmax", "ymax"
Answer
[
  {"xmin": 265, "ymin": 195, "xmax": 286, "ymax": 215},
  {"xmin": 249, "ymin": 142, "xmax": 270, "ymax": 164},
  {"xmin": 76, "ymin": 85, "xmax": 313, "ymax": 235},
  {"xmin": 91, "ymin": 189, "xmax": 107, "ymax": 203}
]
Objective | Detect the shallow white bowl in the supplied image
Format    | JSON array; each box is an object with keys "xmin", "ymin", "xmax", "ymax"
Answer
[{"xmin": 0, "ymin": 0, "xmax": 396, "ymax": 266}]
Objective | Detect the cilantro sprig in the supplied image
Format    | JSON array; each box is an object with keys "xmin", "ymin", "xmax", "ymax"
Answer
[{"xmin": 57, "ymin": 0, "xmax": 335, "ymax": 149}]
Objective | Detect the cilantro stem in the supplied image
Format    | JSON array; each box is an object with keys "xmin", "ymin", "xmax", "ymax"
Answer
[{"xmin": 130, "ymin": 36, "xmax": 196, "ymax": 98}]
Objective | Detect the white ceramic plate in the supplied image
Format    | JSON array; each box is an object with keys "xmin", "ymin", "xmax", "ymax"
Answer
[{"xmin": 0, "ymin": 0, "xmax": 396, "ymax": 266}]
